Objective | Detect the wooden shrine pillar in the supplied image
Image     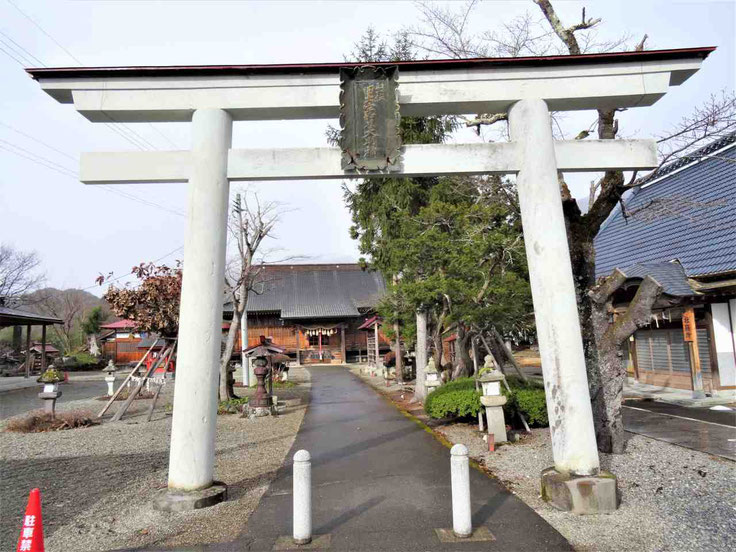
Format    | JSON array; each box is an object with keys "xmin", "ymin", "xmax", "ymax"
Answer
[
  {"xmin": 340, "ymin": 326, "xmax": 346, "ymax": 365},
  {"xmin": 41, "ymin": 324, "xmax": 47, "ymax": 371},
  {"xmin": 683, "ymin": 306, "xmax": 705, "ymax": 399},
  {"xmin": 296, "ymin": 327, "xmax": 301, "ymax": 366},
  {"xmin": 25, "ymin": 324, "xmax": 31, "ymax": 378}
]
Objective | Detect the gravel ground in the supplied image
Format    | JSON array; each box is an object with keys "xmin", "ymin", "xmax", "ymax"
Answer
[
  {"xmin": 439, "ymin": 424, "xmax": 736, "ymax": 552},
  {"xmin": 0, "ymin": 367, "xmax": 311, "ymax": 551}
]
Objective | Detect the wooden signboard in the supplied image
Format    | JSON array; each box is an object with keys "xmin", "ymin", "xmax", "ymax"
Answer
[
  {"xmin": 339, "ymin": 65, "xmax": 401, "ymax": 173},
  {"xmin": 682, "ymin": 308, "xmax": 696, "ymax": 342}
]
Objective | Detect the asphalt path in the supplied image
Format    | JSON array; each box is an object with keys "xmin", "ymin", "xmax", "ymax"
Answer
[
  {"xmin": 0, "ymin": 381, "xmax": 105, "ymax": 420},
  {"xmin": 211, "ymin": 365, "xmax": 571, "ymax": 552},
  {"xmin": 622, "ymin": 399, "xmax": 735, "ymax": 426}
]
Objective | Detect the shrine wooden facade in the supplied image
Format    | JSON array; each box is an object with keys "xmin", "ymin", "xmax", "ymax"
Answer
[{"xmin": 225, "ymin": 264, "xmax": 391, "ymax": 364}]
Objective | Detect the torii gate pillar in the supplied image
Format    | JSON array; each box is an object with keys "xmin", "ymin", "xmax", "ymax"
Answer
[
  {"xmin": 156, "ymin": 109, "xmax": 232, "ymax": 510},
  {"xmin": 510, "ymin": 99, "xmax": 617, "ymax": 513}
]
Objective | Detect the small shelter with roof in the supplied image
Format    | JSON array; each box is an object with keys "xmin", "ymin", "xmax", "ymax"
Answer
[
  {"xmin": 595, "ymin": 132, "xmax": 736, "ymax": 395},
  {"xmin": 0, "ymin": 298, "xmax": 63, "ymax": 377}
]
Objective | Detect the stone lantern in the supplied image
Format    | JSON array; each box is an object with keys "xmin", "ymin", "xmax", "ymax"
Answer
[
  {"xmin": 249, "ymin": 356, "xmax": 273, "ymax": 417},
  {"xmin": 425, "ymin": 357, "xmax": 441, "ymax": 393},
  {"xmin": 479, "ymin": 366, "xmax": 507, "ymax": 444},
  {"xmin": 103, "ymin": 360, "xmax": 117, "ymax": 396},
  {"xmin": 37, "ymin": 362, "xmax": 63, "ymax": 418}
]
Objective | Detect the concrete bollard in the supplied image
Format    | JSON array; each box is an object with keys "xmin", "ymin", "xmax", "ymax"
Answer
[
  {"xmin": 450, "ymin": 444, "xmax": 472, "ymax": 538},
  {"xmin": 293, "ymin": 449, "xmax": 312, "ymax": 545}
]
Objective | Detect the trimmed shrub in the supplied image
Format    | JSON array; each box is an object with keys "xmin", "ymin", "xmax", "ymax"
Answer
[
  {"xmin": 514, "ymin": 388, "xmax": 548, "ymax": 426},
  {"xmin": 425, "ymin": 378, "xmax": 481, "ymax": 419},
  {"xmin": 503, "ymin": 376, "xmax": 548, "ymax": 428},
  {"xmin": 425, "ymin": 374, "xmax": 549, "ymax": 428}
]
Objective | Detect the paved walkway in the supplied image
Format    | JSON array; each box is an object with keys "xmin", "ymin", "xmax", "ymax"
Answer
[
  {"xmin": 623, "ymin": 402, "xmax": 736, "ymax": 461},
  {"xmin": 216, "ymin": 365, "xmax": 570, "ymax": 551}
]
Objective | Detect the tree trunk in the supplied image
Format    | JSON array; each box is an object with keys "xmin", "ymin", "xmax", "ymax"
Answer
[
  {"xmin": 430, "ymin": 315, "xmax": 444, "ymax": 368},
  {"xmin": 220, "ymin": 311, "xmax": 240, "ymax": 400},
  {"xmin": 393, "ymin": 319, "xmax": 404, "ymax": 383},
  {"xmin": 587, "ymin": 271, "xmax": 662, "ymax": 453},
  {"xmin": 88, "ymin": 334, "xmax": 100, "ymax": 357},
  {"xmin": 413, "ymin": 309, "xmax": 428, "ymax": 401},
  {"xmin": 451, "ymin": 325, "xmax": 473, "ymax": 379}
]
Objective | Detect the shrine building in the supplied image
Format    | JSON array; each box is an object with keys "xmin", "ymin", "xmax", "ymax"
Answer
[{"xmin": 224, "ymin": 263, "xmax": 391, "ymax": 364}]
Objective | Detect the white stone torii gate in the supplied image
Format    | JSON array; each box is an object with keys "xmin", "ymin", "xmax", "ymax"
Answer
[{"xmin": 28, "ymin": 47, "xmax": 712, "ymax": 513}]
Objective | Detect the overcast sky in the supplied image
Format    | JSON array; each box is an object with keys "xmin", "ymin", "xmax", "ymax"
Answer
[{"xmin": 1, "ymin": 0, "xmax": 733, "ymax": 296}]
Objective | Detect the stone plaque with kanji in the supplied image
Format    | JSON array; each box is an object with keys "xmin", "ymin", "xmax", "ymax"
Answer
[{"xmin": 339, "ymin": 66, "xmax": 401, "ymax": 173}]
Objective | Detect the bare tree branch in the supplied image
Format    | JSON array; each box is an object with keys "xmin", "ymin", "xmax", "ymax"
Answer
[
  {"xmin": 0, "ymin": 244, "xmax": 44, "ymax": 305},
  {"xmin": 606, "ymin": 275, "xmax": 663, "ymax": 346}
]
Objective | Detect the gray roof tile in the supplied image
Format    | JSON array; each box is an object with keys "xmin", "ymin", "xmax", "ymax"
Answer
[
  {"xmin": 620, "ymin": 261, "xmax": 696, "ymax": 297},
  {"xmin": 595, "ymin": 138, "xmax": 736, "ymax": 278},
  {"xmin": 246, "ymin": 265, "xmax": 386, "ymax": 319}
]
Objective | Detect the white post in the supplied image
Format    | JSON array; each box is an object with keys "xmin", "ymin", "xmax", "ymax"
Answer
[
  {"xmin": 293, "ymin": 449, "xmax": 312, "ymax": 545},
  {"xmin": 450, "ymin": 444, "xmax": 472, "ymax": 538},
  {"xmin": 241, "ymin": 309, "xmax": 250, "ymax": 387},
  {"xmin": 415, "ymin": 309, "xmax": 428, "ymax": 400},
  {"xmin": 509, "ymin": 99, "xmax": 599, "ymax": 476},
  {"xmin": 167, "ymin": 108, "xmax": 232, "ymax": 492}
]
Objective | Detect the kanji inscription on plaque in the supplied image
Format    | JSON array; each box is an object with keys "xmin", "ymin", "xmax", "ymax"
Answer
[{"xmin": 339, "ymin": 66, "xmax": 401, "ymax": 173}]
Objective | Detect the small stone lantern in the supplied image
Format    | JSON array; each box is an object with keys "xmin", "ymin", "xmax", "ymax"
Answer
[
  {"xmin": 425, "ymin": 358, "xmax": 441, "ymax": 393},
  {"xmin": 479, "ymin": 364, "xmax": 507, "ymax": 444},
  {"xmin": 103, "ymin": 360, "xmax": 117, "ymax": 396},
  {"xmin": 249, "ymin": 356, "xmax": 273, "ymax": 417},
  {"xmin": 37, "ymin": 362, "xmax": 64, "ymax": 418}
]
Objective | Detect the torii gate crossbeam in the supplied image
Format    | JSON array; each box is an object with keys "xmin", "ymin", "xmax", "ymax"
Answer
[{"xmin": 27, "ymin": 47, "xmax": 713, "ymax": 515}]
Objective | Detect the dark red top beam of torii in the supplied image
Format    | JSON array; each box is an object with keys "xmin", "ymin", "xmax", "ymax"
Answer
[{"xmin": 25, "ymin": 47, "xmax": 715, "ymax": 80}]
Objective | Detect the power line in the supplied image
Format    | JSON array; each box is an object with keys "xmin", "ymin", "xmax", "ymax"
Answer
[
  {"xmin": 5, "ymin": 0, "xmax": 83, "ymax": 65},
  {"xmin": 0, "ymin": 28, "xmax": 45, "ymax": 66},
  {"xmin": 79, "ymin": 245, "xmax": 185, "ymax": 292},
  {"xmin": 0, "ymin": 41, "xmax": 27, "ymax": 66},
  {"xmin": 4, "ymin": 0, "xmax": 176, "ymax": 152},
  {"xmin": 0, "ymin": 121, "xmax": 76, "ymax": 161},
  {"xmin": 0, "ymin": 141, "xmax": 186, "ymax": 217}
]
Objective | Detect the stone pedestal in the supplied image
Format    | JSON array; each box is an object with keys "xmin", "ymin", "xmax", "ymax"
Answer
[
  {"xmin": 153, "ymin": 482, "xmax": 228, "ymax": 512},
  {"xmin": 541, "ymin": 467, "xmax": 619, "ymax": 515},
  {"xmin": 38, "ymin": 391, "xmax": 61, "ymax": 417},
  {"xmin": 480, "ymin": 395, "xmax": 507, "ymax": 443},
  {"xmin": 104, "ymin": 375, "xmax": 115, "ymax": 396}
]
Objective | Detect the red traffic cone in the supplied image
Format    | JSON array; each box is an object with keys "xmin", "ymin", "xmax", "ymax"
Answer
[{"xmin": 16, "ymin": 488, "xmax": 44, "ymax": 552}]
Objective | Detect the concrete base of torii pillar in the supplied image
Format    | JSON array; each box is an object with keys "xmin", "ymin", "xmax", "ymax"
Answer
[{"xmin": 510, "ymin": 99, "xmax": 619, "ymax": 514}]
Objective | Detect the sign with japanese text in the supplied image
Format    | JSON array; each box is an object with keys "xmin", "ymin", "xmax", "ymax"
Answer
[
  {"xmin": 682, "ymin": 308, "xmax": 696, "ymax": 342},
  {"xmin": 339, "ymin": 65, "xmax": 401, "ymax": 173}
]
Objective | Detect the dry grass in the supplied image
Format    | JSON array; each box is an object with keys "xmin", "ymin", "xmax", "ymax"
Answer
[
  {"xmin": 95, "ymin": 389, "xmax": 156, "ymax": 401},
  {"xmin": 4, "ymin": 409, "xmax": 98, "ymax": 433}
]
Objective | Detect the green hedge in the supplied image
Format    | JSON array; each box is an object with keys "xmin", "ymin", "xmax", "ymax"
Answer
[
  {"xmin": 425, "ymin": 375, "xmax": 549, "ymax": 427},
  {"xmin": 424, "ymin": 378, "xmax": 481, "ymax": 419}
]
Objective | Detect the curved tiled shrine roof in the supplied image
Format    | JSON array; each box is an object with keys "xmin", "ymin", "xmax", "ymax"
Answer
[
  {"xmin": 245, "ymin": 264, "xmax": 386, "ymax": 319},
  {"xmin": 595, "ymin": 134, "xmax": 736, "ymax": 279}
]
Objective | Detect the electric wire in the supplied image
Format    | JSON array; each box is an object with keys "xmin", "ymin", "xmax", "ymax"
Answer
[
  {"xmin": 0, "ymin": 27, "xmax": 45, "ymax": 66},
  {"xmin": 3, "ymin": 0, "xmax": 176, "ymax": 152},
  {"xmin": 0, "ymin": 141, "xmax": 186, "ymax": 217}
]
